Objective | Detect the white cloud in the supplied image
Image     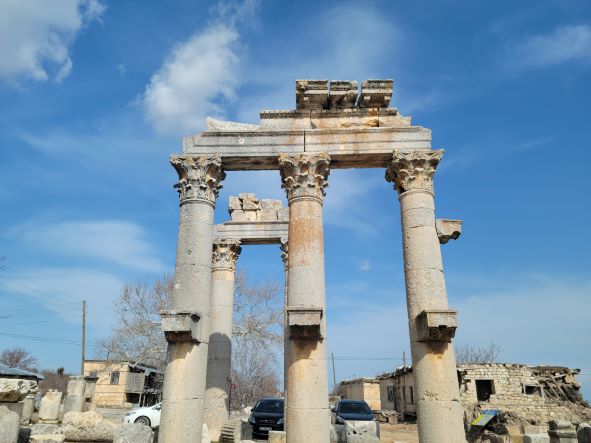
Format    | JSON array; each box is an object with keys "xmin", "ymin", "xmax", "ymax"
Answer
[
  {"xmin": 358, "ymin": 260, "xmax": 371, "ymax": 272},
  {"xmin": 142, "ymin": 23, "xmax": 241, "ymax": 135},
  {"xmin": 510, "ymin": 24, "xmax": 591, "ymax": 70},
  {"xmin": 13, "ymin": 220, "xmax": 166, "ymax": 272},
  {"xmin": 0, "ymin": 0, "xmax": 105, "ymax": 84}
]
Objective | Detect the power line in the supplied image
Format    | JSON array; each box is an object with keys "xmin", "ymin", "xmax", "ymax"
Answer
[{"xmin": 0, "ymin": 331, "xmax": 96, "ymax": 347}]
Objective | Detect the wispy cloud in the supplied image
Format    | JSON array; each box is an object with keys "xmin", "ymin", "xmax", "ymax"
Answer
[
  {"xmin": 142, "ymin": 0, "xmax": 259, "ymax": 135},
  {"xmin": 508, "ymin": 24, "xmax": 591, "ymax": 70},
  {"xmin": 359, "ymin": 260, "xmax": 371, "ymax": 272},
  {"xmin": 12, "ymin": 220, "xmax": 166, "ymax": 272},
  {"xmin": 0, "ymin": 0, "xmax": 105, "ymax": 85},
  {"xmin": 0, "ymin": 267, "xmax": 122, "ymax": 331}
]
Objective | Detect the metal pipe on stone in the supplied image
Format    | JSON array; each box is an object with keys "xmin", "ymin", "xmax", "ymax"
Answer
[
  {"xmin": 203, "ymin": 238, "xmax": 241, "ymax": 441},
  {"xmin": 279, "ymin": 153, "xmax": 331, "ymax": 443},
  {"xmin": 386, "ymin": 150, "xmax": 466, "ymax": 443},
  {"xmin": 159, "ymin": 155, "xmax": 225, "ymax": 443}
]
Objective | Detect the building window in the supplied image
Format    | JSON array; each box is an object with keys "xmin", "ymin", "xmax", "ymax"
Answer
[
  {"xmin": 387, "ymin": 386, "xmax": 395, "ymax": 401},
  {"xmin": 89, "ymin": 370, "xmax": 97, "ymax": 377},
  {"xmin": 524, "ymin": 385, "xmax": 542, "ymax": 397},
  {"xmin": 476, "ymin": 380, "xmax": 494, "ymax": 402},
  {"xmin": 110, "ymin": 371, "xmax": 120, "ymax": 385},
  {"xmin": 407, "ymin": 386, "xmax": 414, "ymax": 404}
]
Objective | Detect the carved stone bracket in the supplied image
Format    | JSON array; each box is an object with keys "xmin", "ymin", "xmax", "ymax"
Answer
[
  {"xmin": 212, "ymin": 239, "xmax": 242, "ymax": 271},
  {"xmin": 278, "ymin": 153, "xmax": 330, "ymax": 204},
  {"xmin": 436, "ymin": 219, "xmax": 463, "ymax": 244},
  {"xmin": 385, "ymin": 150, "xmax": 443, "ymax": 195},
  {"xmin": 170, "ymin": 155, "xmax": 225, "ymax": 206},
  {"xmin": 161, "ymin": 310, "xmax": 203, "ymax": 344}
]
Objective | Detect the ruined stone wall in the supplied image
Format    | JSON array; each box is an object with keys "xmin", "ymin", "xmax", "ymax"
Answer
[{"xmin": 458, "ymin": 364, "xmax": 591, "ymax": 425}]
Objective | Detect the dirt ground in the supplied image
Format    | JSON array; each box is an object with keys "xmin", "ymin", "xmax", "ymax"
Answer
[{"xmin": 379, "ymin": 422, "xmax": 419, "ymax": 443}]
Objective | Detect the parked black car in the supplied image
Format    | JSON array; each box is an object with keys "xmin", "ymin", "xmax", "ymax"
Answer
[{"xmin": 248, "ymin": 397, "xmax": 284, "ymax": 438}]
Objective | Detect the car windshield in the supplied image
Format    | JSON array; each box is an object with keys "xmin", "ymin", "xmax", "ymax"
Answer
[
  {"xmin": 254, "ymin": 399, "xmax": 284, "ymax": 413},
  {"xmin": 339, "ymin": 402, "xmax": 372, "ymax": 414}
]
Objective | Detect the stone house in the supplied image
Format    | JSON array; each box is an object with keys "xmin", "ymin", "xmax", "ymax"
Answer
[
  {"xmin": 336, "ymin": 378, "xmax": 381, "ymax": 410},
  {"xmin": 83, "ymin": 360, "xmax": 162, "ymax": 408},
  {"xmin": 377, "ymin": 366, "xmax": 416, "ymax": 418}
]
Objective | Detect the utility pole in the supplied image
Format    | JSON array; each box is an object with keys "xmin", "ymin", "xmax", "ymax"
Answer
[
  {"xmin": 331, "ymin": 352, "xmax": 337, "ymax": 392},
  {"xmin": 81, "ymin": 300, "xmax": 86, "ymax": 375},
  {"xmin": 403, "ymin": 351, "xmax": 407, "ymax": 367}
]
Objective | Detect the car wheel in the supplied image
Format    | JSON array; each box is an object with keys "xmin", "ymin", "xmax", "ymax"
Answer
[{"xmin": 134, "ymin": 416, "xmax": 151, "ymax": 427}]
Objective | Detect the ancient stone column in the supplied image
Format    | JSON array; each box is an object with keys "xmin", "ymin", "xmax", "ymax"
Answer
[
  {"xmin": 279, "ymin": 153, "xmax": 330, "ymax": 443},
  {"xmin": 386, "ymin": 150, "xmax": 466, "ymax": 443},
  {"xmin": 203, "ymin": 238, "xmax": 242, "ymax": 441},
  {"xmin": 159, "ymin": 155, "xmax": 225, "ymax": 443}
]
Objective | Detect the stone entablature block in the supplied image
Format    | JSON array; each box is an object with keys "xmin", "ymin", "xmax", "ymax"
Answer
[
  {"xmin": 287, "ymin": 307, "xmax": 323, "ymax": 339},
  {"xmin": 436, "ymin": 219, "xmax": 463, "ymax": 244},
  {"xmin": 359, "ymin": 79, "xmax": 393, "ymax": 108},
  {"xmin": 160, "ymin": 310, "xmax": 203, "ymax": 344},
  {"xmin": 416, "ymin": 309, "xmax": 457, "ymax": 342},
  {"xmin": 229, "ymin": 193, "xmax": 288, "ymax": 222},
  {"xmin": 182, "ymin": 79, "xmax": 427, "ymax": 171}
]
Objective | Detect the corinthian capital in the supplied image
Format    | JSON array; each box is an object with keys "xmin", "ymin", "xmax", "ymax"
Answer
[
  {"xmin": 278, "ymin": 153, "xmax": 330, "ymax": 204},
  {"xmin": 385, "ymin": 150, "xmax": 443, "ymax": 195},
  {"xmin": 170, "ymin": 155, "xmax": 225, "ymax": 206},
  {"xmin": 212, "ymin": 239, "xmax": 242, "ymax": 271}
]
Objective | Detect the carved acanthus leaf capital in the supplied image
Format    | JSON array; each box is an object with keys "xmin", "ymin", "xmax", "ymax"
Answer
[
  {"xmin": 278, "ymin": 153, "xmax": 330, "ymax": 204},
  {"xmin": 385, "ymin": 150, "xmax": 443, "ymax": 195},
  {"xmin": 170, "ymin": 155, "xmax": 225, "ymax": 206},
  {"xmin": 212, "ymin": 239, "xmax": 242, "ymax": 271}
]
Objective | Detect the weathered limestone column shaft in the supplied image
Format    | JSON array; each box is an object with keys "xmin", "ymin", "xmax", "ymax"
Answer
[
  {"xmin": 204, "ymin": 239, "xmax": 241, "ymax": 441},
  {"xmin": 279, "ymin": 153, "xmax": 330, "ymax": 443},
  {"xmin": 280, "ymin": 241, "xmax": 289, "ymax": 407},
  {"xmin": 386, "ymin": 150, "xmax": 466, "ymax": 443},
  {"xmin": 160, "ymin": 155, "xmax": 225, "ymax": 443}
]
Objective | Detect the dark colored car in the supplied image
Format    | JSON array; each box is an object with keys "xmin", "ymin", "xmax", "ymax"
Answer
[
  {"xmin": 248, "ymin": 398, "xmax": 284, "ymax": 439},
  {"xmin": 332, "ymin": 399, "xmax": 378, "ymax": 427}
]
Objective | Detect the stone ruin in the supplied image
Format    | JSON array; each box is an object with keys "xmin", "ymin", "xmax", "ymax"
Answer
[{"xmin": 158, "ymin": 78, "xmax": 468, "ymax": 443}]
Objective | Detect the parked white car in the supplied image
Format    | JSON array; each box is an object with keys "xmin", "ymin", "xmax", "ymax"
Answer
[{"xmin": 123, "ymin": 402, "xmax": 161, "ymax": 428}]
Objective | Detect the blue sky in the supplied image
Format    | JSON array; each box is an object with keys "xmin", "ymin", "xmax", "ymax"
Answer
[{"xmin": 0, "ymin": 0, "xmax": 590, "ymax": 398}]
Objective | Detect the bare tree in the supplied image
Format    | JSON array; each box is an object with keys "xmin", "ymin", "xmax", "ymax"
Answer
[
  {"xmin": 456, "ymin": 343, "xmax": 502, "ymax": 364},
  {"xmin": 0, "ymin": 347, "xmax": 38, "ymax": 372},
  {"xmin": 38, "ymin": 368, "xmax": 71, "ymax": 394},
  {"xmin": 98, "ymin": 270, "xmax": 284, "ymax": 408},
  {"xmin": 96, "ymin": 276, "xmax": 172, "ymax": 370},
  {"xmin": 230, "ymin": 271, "xmax": 283, "ymax": 409}
]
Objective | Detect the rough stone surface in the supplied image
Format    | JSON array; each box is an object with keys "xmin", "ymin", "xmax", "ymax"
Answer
[
  {"xmin": 268, "ymin": 430, "xmax": 286, "ymax": 443},
  {"xmin": 61, "ymin": 410, "xmax": 116, "ymax": 441},
  {"xmin": 30, "ymin": 435, "xmax": 66, "ymax": 443},
  {"xmin": 523, "ymin": 435, "xmax": 550, "ymax": 443},
  {"xmin": 0, "ymin": 378, "xmax": 38, "ymax": 402},
  {"xmin": 38, "ymin": 390, "xmax": 63, "ymax": 422},
  {"xmin": 0, "ymin": 405, "xmax": 20, "ymax": 443},
  {"xmin": 346, "ymin": 435, "xmax": 380, "ymax": 443},
  {"xmin": 31, "ymin": 423, "xmax": 62, "ymax": 435},
  {"xmin": 21, "ymin": 395, "xmax": 34, "ymax": 423},
  {"xmin": 113, "ymin": 423, "xmax": 154, "ymax": 443}
]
